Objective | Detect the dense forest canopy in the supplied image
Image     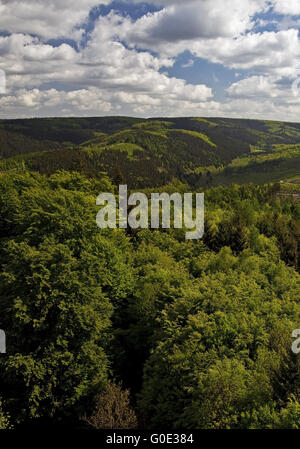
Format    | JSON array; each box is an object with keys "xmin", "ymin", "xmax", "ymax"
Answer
[{"xmin": 0, "ymin": 117, "xmax": 300, "ymax": 429}]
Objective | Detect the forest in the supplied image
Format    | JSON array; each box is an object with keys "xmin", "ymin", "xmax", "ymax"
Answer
[
  {"xmin": 0, "ymin": 117, "xmax": 300, "ymax": 429},
  {"xmin": 2, "ymin": 116, "xmax": 300, "ymax": 189}
]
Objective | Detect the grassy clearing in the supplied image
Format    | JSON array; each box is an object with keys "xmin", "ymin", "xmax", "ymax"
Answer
[
  {"xmin": 82, "ymin": 142, "xmax": 144, "ymax": 159},
  {"xmin": 191, "ymin": 118, "xmax": 218, "ymax": 127},
  {"xmin": 132, "ymin": 120, "xmax": 172, "ymax": 129},
  {"xmin": 199, "ymin": 158, "xmax": 300, "ymax": 187},
  {"xmin": 280, "ymin": 183, "xmax": 300, "ymax": 193},
  {"xmin": 169, "ymin": 129, "xmax": 217, "ymax": 147}
]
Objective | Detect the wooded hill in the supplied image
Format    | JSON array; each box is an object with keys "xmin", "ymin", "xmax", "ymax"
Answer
[
  {"xmin": 2, "ymin": 116, "xmax": 300, "ymax": 188},
  {"xmin": 1, "ymin": 117, "xmax": 300, "ymax": 429}
]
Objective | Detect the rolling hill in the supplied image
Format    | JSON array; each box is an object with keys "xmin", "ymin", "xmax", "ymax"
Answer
[{"xmin": 2, "ymin": 116, "xmax": 300, "ymax": 188}]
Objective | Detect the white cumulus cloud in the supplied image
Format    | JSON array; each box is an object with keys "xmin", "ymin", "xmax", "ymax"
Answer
[{"xmin": 0, "ymin": 0, "xmax": 110, "ymax": 39}]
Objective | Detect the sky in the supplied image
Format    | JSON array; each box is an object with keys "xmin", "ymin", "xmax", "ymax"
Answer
[{"xmin": 1, "ymin": 0, "xmax": 300, "ymax": 120}]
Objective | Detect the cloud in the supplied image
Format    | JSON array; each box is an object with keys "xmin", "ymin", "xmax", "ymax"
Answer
[
  {"xmin": 0, "ymin": 0, "xmax": 110, "ymax": 39},
  {"xmin": 190, "ymin": 29, "xmax": 300, "ymax": 77},
  {"xmin": 1, "ymin": 0, "xmax": 300, "ymax": 119},
  {"xmin": 0, "ymin": 33, "xmax": 80, "ymax": 89},
  {"xmin": 222, "ymin": 73, "xmax": 300, "ymax": 123},
  {"xmin": 122, "ymin": 0, "xmax": 268, "ymax": 52},
  {"xmin": 0, "ymin": 87, "xmax": 112, "ymax": 117},
  {"xmin": 182, "ymin": 59, "xmax": 194, "ymax": 68},
  {"xmin": 0, "ymin": 11, "xmax": 213, "ymax": 118},
  {"xmin": 0, "ymin": 85, "xmax": 217, "ymax": 119},
  {"xmin": 272, "ymin": 0, "xmax": 300, "ymax": 16},
  {"xmin": 80, "ymin": 14, "xmax": 212, "ymax": 101},
  {"xmin": 226, "ymin": 75, "xmax": 285, "ymax": 99}
]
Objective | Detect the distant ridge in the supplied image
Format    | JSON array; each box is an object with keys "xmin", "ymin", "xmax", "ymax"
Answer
[{"xmin": 1, "ymin": 116, "xmax": 300, "ymax": 188}]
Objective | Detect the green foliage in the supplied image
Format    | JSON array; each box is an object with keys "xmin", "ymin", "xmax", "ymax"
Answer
[
  {"xmin": 1, "ymin": 116, "xmax": 300, "ymax": 429},
  {"xmin": 0, "ymin": 171, "xmax": 134, "ymax": 423},
  {"xmin": 0, "ymin": 398, "xmax": 11, "ymax": 429},
  {"xmin": 138, "ymin": 248, "xmax": 300, "ymax": 428},
  {"xmin": 275, "ymin": 396, "xmax": 300, "ymax": 429},
  {"xmin": 82, "ymin": 143, "xmax": 144, "ymax": 160}
]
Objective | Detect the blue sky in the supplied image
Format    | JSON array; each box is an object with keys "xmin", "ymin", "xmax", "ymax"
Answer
[{"xmin": 0, "ymin": 0, "xmax": 300, "ymax": 120}]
